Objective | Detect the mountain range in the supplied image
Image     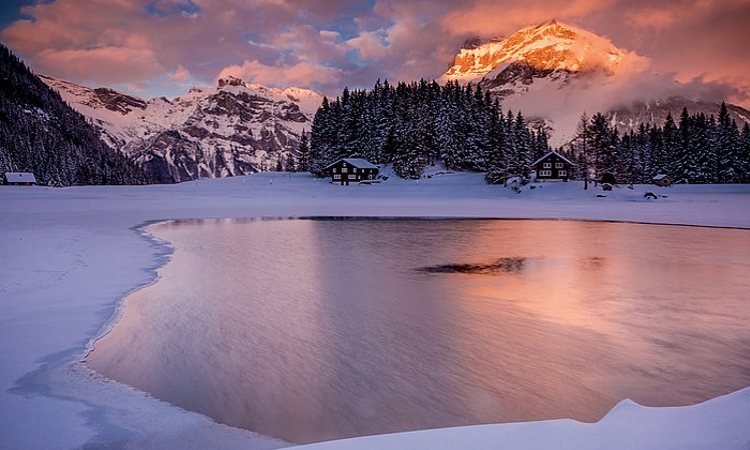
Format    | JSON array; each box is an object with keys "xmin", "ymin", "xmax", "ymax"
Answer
[
  {"xmin": 0, "ymin": 43, "xmax": 152, "ymax": 186},
  {"xmin": 33, "ymin": 20, "xmax": 750, "ymax": 181},
  {"xmin": 41, "ymin": 75, "xmax": 323, "ymax": 182}
]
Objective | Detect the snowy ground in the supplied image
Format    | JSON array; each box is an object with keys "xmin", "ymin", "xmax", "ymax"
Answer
[{"xmin": 2, "ymin": 170, "xmax": 749, "ymax": 450}]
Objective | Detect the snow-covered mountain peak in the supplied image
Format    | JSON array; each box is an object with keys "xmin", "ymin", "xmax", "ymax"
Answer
[
  {"xmin": 216, "ymin": 76, "xmax": 324, "ymax": 111},
  {"xmin": 442, "ymin": 20, "xmax": 624, "ymax": 83},
  {"xmin": 42, "ymin": 75, "xmax": 324, "ymax": 182},
  {"xmin": 433, "ymin": 20, "xmax": 749, "ymax": 150}
]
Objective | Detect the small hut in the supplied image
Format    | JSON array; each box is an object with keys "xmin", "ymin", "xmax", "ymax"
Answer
[
  {"xmin": 3, "ymin": 172, "xmax": 37, "ymax": 186},
  {"xmin": 652, "ymin": 174, "xmax": 671, "ymax": 187}
]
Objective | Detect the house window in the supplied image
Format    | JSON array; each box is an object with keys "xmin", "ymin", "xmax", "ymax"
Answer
[
  {"xmin": 543, "ymin": 162, "xmax": 552, "ymax": 169},
  {"xmin": 558, "ymin": 170, "xmax": 567, "ymax": 177},
  {"xmin": 332, "ymin": 168, "xmax": 337, "ymax": 173},
  {"xmin": 555, "ymin": 162, "xmax": 564, "ymax": 169},
  {"xmin": 348, "ymin": 174, "xmax": 357, "ymax": 180},
  {"xmin": 334, "ymin": 174, "xmax": 341, "ymax": 180},
  {"xmin": 342, "ymin": 167, "xmax": 348, "ymax": 173},
  {"xmin": 539, "ymin": 170, "xmax": 552, "ymax": 176},
  {"xmin": 353, "ymin": 168, "xmax": 357, "ymax": 173}
]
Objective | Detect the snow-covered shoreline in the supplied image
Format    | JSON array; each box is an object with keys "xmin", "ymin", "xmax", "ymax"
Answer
[{"xmin": 2, "ymin": 171, "xmax": 750, "ymax": 450}]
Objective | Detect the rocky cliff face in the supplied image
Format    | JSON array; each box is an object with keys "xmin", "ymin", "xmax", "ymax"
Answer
[{"xmin": 42, "ymin": 75, "xmax": 323, "ymax": 182}]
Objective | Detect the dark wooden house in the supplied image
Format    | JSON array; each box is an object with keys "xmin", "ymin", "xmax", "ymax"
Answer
[
  {"xmin": 652, "ymin": 174, "xmax": 671, "ymax": 187},
  {"xmin": 3, "ymin": 172, "xmax": 37, "ymax": 186},
  {"xmin": 325, "ymin": 158, "xmax": 379, "ymax": 185},
  {"xmin": 531, "ymin": 151, "xmax": 574, "ymax": 182}
]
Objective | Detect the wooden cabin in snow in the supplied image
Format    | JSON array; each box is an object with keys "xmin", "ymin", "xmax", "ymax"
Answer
[
  {"xmin": 326, "ymin": 158, "xmax": 379, "ymax": 185},
  {"xmin": 3, "ymin": 172, "xmax": 37, "ymax": 186},
  {"xmin": 531, "ymin": 151, "xmax": 574, "ymax": 182},
  {"xmin": 652, "ymin": 174, "xmax": 671, "ymax": 187}
]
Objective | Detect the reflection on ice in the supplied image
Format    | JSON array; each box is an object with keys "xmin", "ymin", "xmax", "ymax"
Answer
[{"xmin": 87, "ymin": 219, "xmax": 750, "ymax": 444}]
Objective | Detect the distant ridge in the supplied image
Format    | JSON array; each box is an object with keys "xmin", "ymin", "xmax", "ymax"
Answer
[
  {"xmin": 0, "ymin": 44, "xmax": 155, "ymax": 186},
  {"xmin": 42, "ymin": 74, "xmax": 324, "ymax": 182}
]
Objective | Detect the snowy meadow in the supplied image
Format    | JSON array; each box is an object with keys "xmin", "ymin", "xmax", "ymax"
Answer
[{"xmin": 1, "ymin": 170, "xmax": 750, "ymax": 450}]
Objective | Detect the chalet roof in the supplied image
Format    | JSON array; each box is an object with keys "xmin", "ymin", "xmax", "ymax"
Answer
[
  {"xmin": 325, "ymin": 158, "xmax": 378, "ymax": 170},
  {"xmin": 4, "ymin": 172, "xmax": 37, "ymax": 184},
  {"xmin": 530, "ymin": 151, "xmax": 575, "ymax": 168},
  {"xmin": 652, "ymin": 174, "xmax": 670, "ymax": 180}
]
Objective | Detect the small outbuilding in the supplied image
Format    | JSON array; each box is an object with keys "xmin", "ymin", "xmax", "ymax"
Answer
[
  {"xmin": 652, "ymin": 174, "xmax": 671, "ymax": 187},
  {"xmin": 326, "ymin": 158, "xmax": 379, "ymax": 185},
  {"xmin": 530, "ymin": 151, "xmax": 574, "ymax": 182},
  {"xmin": 3, "ymin": 172, "xmax": 37, "ymax": 186}
]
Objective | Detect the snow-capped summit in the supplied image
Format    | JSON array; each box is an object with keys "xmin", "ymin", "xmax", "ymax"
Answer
[
  {"xmin": 42, "ymin": 75, "xmax": 324, "ymax": 182},
  {"xmin": 439, "ymin": 20, "xmax": 749, "ymax": 147},
  {"xmin": 438, "ymin": 20, "xmax": 636, "ymax": 146},
  {"xmin": 442, "ymin": 20, "xmax": 624, "ymax": 85}
]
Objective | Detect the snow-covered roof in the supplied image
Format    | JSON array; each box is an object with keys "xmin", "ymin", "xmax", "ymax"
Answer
[
  {"xmin": 653, "ymin": 174, "xmax": 670, "ymax": 180},
  {"xmin": 4, "ymin": 172, "xmax": 37, "ymax": 184},
  {"xmin": 325, "ymin": 158, "xmax": 379, "ymax": 169},
  {"xmin": 531, "ymin": 151, "xmax": 575, "ymax": 168}
]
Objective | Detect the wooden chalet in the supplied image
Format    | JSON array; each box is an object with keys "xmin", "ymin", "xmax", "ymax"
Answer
[
  {"xmin": 531, "ymin": 151, "xmax": 574, "ymax": 182},
  {"xmin": 326, "ymin": 158, "xmax": 379, "ymax": 185},
  {"xmin": 652, "ymin": 174, "xmax": 671, "ymax": 187},
  {"xmin": 3, "ymin": 172, "xmax": 37, "ymax": 186}
]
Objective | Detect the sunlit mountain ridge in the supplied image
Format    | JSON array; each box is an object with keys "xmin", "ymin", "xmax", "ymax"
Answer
[{"xmin": 439, "ymin": 20, "xmax": 749, "ymax": 147}]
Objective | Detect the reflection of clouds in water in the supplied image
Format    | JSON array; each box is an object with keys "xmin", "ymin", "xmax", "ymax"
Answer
[
  {"xmin": 417, "ymin": 257, "xmax": 527, "ymax": 275},
  {"xmin": 89, "ymin": 218, "xmax": 750, "ymax": 444}
]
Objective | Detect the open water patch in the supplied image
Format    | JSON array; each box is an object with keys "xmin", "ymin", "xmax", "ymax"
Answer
[{"xmin": 87, "ymin": 218, "xmax": 750, "ymax": 444}]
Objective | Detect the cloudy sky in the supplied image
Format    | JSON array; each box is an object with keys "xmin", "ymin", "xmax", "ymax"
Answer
[{"xmin": 1, "ymin": 0, "xmax": 749, "ymax": 107}]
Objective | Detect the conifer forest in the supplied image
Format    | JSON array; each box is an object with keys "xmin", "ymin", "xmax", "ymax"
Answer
[
  {"xmin": 0, "ymin": 44, "xmax": 155, "ymax": 186},
  {"xmin": 309, "ymin": 80, "xmax": 750, "ymax": 185}
]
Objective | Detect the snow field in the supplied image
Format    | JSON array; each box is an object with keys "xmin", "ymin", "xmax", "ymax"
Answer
[{"xmin": 1, "ymin": 171, "xmax": 749, "ymax": 450}]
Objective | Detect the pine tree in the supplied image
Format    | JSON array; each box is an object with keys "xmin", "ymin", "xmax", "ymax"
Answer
[
  {"xmin": 297, "ymin": 129, "xmax": 310, "ymax": 172},
  {"xmin": 660, "ymin": 113, "xmax": 678, "ymax": 177},
  {"xmin": 740, "ymin": 123, "xmax": 750, "ymax": 182},
  {"xmin": 588, "ymin": 112, "xmax": 617, "ymax": 183},
  {"xmin": 571, "ymin": 113, "xmax": 592, "ymax": 189},
  {"xmin": 484, "ymin": 102, "xmax": 508, "ymax": 184},
  {"xmin": 716, "ymin": 102, "xmax": 741, "ymax": 183}
]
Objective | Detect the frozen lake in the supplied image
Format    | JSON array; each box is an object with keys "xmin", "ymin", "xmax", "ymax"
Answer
[{"xmin": 88, "ymin": 218, "xmax": 750, "ymax": 444}]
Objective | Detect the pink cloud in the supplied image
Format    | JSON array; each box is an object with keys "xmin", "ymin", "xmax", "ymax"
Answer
[
  {"xmin": 216, "ymin": 59, "xmax": 343, "ymax": 89},
  {"xmin": 167, "ymin": 64, "xmax": 192, "ymax": 84},
  {"xmin": 34, "ymin": 46, "xmax": 165, "ymax": 85},
  {"xmin": 438, "ymin": 0, "xmax": 617, "ymax": 40},
  {"xmin": 347, "ymin": 30, "xmax": 391, "ymax": 61},
  {"xmin": 0, "ymin": 0, "xmax": 747, "ymax": 107}
]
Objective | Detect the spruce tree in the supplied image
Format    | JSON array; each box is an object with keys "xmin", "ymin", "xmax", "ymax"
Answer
[
  {"xmin": 572, "ymin": 113, "xmax": 592, "ymax": 189},
  {"xmin": 297, "ymin": 129, "xmax": 310, "ymax": 172}
]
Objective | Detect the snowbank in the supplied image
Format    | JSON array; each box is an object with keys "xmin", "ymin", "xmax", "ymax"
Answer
[{"xmin": 1, "ymin": 172, "xmax": 749, "ymax": 450}]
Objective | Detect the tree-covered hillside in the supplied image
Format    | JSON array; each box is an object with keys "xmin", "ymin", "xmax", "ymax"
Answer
[
  {"xmin": 310, "ymin": 77, "xmax": 750, "ymax": 185},
  {"xmin": 309, "ymin": 79, "xmax": 550, "ymax": 180},
  {"xmin": 573, "ymin": 105, "xmax": 750, "ymax": 185},
  {"xmin": 0, "ymin": 43, "xmax": 157, "ymax": 186}
]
